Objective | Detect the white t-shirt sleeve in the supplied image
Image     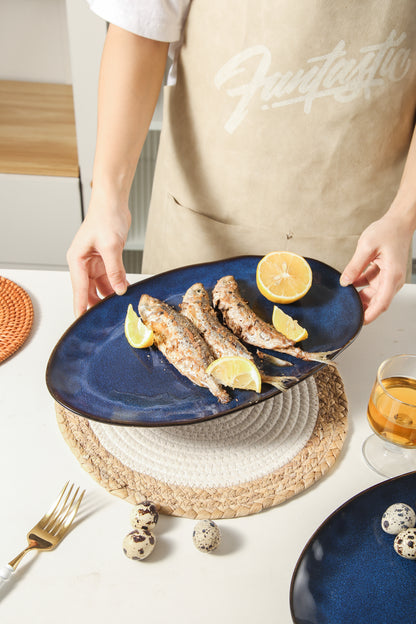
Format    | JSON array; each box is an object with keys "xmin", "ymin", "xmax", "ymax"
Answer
[{"xmin": 87, "ymin": 0, "xmax": 191, "ymax": 42}]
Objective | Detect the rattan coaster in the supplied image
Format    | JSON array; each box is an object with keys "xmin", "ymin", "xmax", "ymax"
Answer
[
  {"xmin": 56, "ymin": 365, "xmax": 348, "ymax": 519},
  {"xmin": 0, "ymin": 276, "xmax": 34, "ymax": 363}
]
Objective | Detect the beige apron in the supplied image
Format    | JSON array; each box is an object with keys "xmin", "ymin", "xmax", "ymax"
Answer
[{"xmin": 142, "ymin": 0, "xmax": 416, "ymax": 275}]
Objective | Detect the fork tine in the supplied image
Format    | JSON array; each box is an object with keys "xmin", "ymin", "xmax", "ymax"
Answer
[
  {"xmin": 43, "ymin": 484, "xmax": 74, "ymax": 532},
  {"xmin": 37, "ymin": 481, "xmax": 71, "ymax": 530},
  {"xmin": 46, "ymin": 485, "xmax": 79, "ymax": 534},
  {"xmin": 54, "ymin": 489, "xmax": 85, "ymax": 540}
]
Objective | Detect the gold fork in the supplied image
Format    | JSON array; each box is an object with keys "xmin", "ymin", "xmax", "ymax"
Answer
[{"xmin": 0, "ymin": 482, "xmax": 85, "ymax": 587}]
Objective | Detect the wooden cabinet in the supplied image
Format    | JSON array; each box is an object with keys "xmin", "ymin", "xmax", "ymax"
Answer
[
  {"xmin": 0, "ymin": 81, "xmax": 78, "ymax": 177},
  {"xmin": 0, "ymin": 0, "xmax": 162, "ymax": 271},
  {"xmin": 0, "ymin": 80, "xmax": 82, "ymax": 269},
  {"xmin": 0, "ymin": 0, "xmax": 83, "ymax": 269}
]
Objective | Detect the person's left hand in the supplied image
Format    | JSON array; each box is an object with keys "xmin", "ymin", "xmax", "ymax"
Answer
[{"xmin": 340, "ymin": 212, "xmax": 412, "ymax": 324}]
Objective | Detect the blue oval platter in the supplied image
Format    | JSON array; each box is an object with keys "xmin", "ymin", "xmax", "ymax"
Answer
[
  {"xmin": 46, "ymin": 255, "xmax": 363, "ymax": 426},
  {"xmin": 290, "ymin": 471, "xmax": 416, "ymax": 624}
]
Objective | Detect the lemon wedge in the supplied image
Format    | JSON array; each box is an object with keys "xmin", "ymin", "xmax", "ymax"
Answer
[
  {"xmin": 206, "ymin": 356, "xmax": 262, "ymax": 393},
  {"xmin": 124, "ymin": 304, "xmax": 154, "ymax": 348},
  {"xmin": 256, "ymin": 251, "xmax": 312, "ymax": 303},
  {"xmin": 272, "ymin": 306, "xmax": 308, "ymax": 342}
]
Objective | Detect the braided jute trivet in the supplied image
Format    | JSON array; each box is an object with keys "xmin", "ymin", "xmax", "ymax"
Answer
[
  {"xmin": 56, "ymin": 365, "xmax": 348, "ymax": 519},
  {"xmin": 0, "ymin": 276, "xmax": 34, "ymax": 364}
]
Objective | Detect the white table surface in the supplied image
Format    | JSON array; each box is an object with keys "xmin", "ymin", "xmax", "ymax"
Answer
[{"xmin": 0, "ymin": 268, "xmax": 415, "ymax": 624}]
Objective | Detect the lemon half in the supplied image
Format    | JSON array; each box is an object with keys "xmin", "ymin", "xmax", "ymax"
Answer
[{"xmin": 256, "ymin": 251, "xmax": 312, "ymax": 303}]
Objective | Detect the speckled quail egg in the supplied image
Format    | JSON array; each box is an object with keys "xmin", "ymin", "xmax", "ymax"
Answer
[
  {"xmin": 130, "ymin": 500, "xmax": 159, "ymax": 530},
  {"xmin": 394, "ymin": 528, "xmax": 416, "ymax": 560},
  {"xmin": 123, "ymin": 528, "xmax": 156, "ymax": 561},
  {"xmin": 192, "ymin": 519, "xmax": 221, "ymax": 553},
  {"xmin": 381, "ymin": 503, "xmax": 416, "ymax": 535}
]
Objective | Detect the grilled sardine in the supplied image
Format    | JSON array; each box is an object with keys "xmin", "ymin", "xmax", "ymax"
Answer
[
  {"xmin": 212, "ymin": 276, "xmax": 333, "ymax": 363},
  {"xmin": 180, "ymin": 283, "xmax": 253, "ymax": 360},
  {"xmin": 180, "ymin": 283, "xmax": 293, "ymax": 390},
  {"xmin": 138, "ymin": 294, "xmax": 230, "ymax": 403}
]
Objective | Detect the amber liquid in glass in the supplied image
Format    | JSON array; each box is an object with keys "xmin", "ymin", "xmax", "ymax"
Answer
[{"xmin": 367, "ymin": 376, "xmax": 416, "ymax": 447}]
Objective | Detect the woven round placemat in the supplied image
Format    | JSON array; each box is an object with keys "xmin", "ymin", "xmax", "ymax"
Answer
[
  {"xmin": 0, "ymin": 276, "xmax": 34, "ymax": 363},
  {"xmin": 56, "ymin": 365, "xmax": 348, "ymax": 519}
]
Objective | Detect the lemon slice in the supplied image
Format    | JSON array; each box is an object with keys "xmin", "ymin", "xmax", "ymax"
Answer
[
  {"xmin": 206, "ymin": 356, "xmax": 262, "ymax": 393},
  {"xmin": 272, "ymin": 306, "xmax": 308, "ymax": 342},
  {"xmin": 124, "ymin": 304, "xmax": 154, "ymax": 348},
  {"xmin": 256, "ymin": 251, "xmax": 312, "ymax": 303}
]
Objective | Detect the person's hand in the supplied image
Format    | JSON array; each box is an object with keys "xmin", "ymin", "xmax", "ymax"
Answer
[
  {"xmin": 340, "ymin": 212, "xmax": 412, "ymax": 324},
  {"xmin": 67, "ymin": 197, "xmax": 131, "ymax": 317}
]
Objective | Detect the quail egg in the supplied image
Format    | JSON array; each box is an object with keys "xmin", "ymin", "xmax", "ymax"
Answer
[
  {"xmin": 130, "ymin": 500, "xmax": 159, "ymax": 530},
  {"xmin": 123, "ymin": 527, "xmax": 156, "ymax": 561},
  {"xmin": 394, "ymin": 528, "xmax": 416, "ymax": 560},
  {"xmin": 381, "ymin": 503, "xmax": 416, "ymax": 535},
  {"xmin": 192, "ymin": 519, "xmax": 221, "ymax": 553}
]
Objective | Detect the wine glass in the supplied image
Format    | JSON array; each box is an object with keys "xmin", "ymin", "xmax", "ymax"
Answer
[{"xmin": 362, "ymin": 354, "xmax": 416, "ymax": 478}]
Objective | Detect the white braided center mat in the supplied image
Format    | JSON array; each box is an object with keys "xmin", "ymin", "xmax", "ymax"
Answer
[
  {"xmin": 56, "ymin": 365, "xmax": 348, "ymax": 519},
  {"xmin": 90, "ymin": 376, "xmax": 318, "ymax": 488}
]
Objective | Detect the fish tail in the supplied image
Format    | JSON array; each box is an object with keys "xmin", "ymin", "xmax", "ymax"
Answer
[
  {"xmin": 260, "ymin": 374, "xmax": 297, "ymax": 392},
  {"xmin": 279, "ymin": 347, "xmax": 339, "ymax": 363},
  {"xmin": 256, "ymin": 350, "xmax": 293, "ymax": 367}
]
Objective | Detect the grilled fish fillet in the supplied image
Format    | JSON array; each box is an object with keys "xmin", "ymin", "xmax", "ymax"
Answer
[
  {"xmin": 180, "ymin": 283, "xmax": 253, "ymax": 360},
  {"xmin": 212, "ymin": 276, "xmax": 333, "ymax": 363},
  {"xmin": 138, "ymin": 294, "xmax": 230, "ymax": 403},
  {"xmin": 180, "ymin": 283, "xmax": 293, "ymax": 390}
]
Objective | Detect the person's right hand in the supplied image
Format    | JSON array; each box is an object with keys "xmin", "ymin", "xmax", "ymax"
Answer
[{"xmin": 67, "ymin": 196, "xmax": 131, "ymax": 317}]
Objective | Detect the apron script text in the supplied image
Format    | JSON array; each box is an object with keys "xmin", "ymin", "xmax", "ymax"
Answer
[{"xmin": 215, "ymin": 30, "xmax": 412, "ymax": 133}]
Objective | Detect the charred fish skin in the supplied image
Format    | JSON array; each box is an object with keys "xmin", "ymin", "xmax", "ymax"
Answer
[
  {"xmin": 138, "ymin": 294, "xmax": 230, "ymax": 404},
  {"xmin": 212, "ymin": 276, "xmax": 330, "ymax": 363},
  {"xmin": 212, "ymin": 276, "xmax": 294, "ymax": 350},
  {"xmin": 180, "ymin": 283, "xmax": 253, "ymax": 360}
]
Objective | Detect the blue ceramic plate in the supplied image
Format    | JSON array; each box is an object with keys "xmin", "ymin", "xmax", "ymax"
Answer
[
  {"xmin": 290, "ymin": 471, "xmax": 416, "ymax": 624},
  {"xmin": 46, "ymin": 255, "xmax": 362, "ymax": 426}
]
